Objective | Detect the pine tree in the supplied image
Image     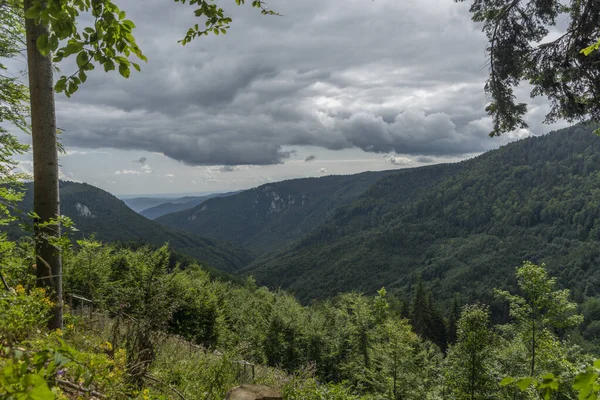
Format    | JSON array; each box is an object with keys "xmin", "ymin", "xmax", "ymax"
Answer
[
  {"xmin": 447, "ymin": 295, "xmax": 462, "ymax": 345},
  {"xmin": 410, "ymin": 278, "xmax": 447, "ymax": 351},
  {"xmin": 410, "ymin": 277, "xmax": 430, "ymax": 338}
]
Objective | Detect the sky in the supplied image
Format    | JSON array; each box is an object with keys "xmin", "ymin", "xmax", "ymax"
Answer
[{"xmin": 11, "ymin": 0, "xmax": 570, "ymax": 196}]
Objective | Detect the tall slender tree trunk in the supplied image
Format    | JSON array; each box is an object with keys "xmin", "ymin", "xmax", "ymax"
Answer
[{"xmin": 24, "ymin": 0, "xmax": 62, "ymax": 329}]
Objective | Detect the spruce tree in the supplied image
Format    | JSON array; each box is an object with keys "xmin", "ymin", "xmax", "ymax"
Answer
[{"xmin": 447, "ymin": 295, "xmax": 462, "ymax": 345}]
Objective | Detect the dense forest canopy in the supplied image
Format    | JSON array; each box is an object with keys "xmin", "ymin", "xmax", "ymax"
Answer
[{"xmin": 246, "ymin": 124, "xmax": 600, "ymax": 307}]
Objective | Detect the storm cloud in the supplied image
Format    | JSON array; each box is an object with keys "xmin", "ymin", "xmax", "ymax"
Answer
[{"xmin": 53, "ymin": 0, "xmax": 555, "ymax": 167}]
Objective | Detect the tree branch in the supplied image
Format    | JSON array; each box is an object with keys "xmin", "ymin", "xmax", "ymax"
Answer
[
  {"xmin": 0, "ymin": 271, "xmax": 11, "ymax": 291},
  {"xmin": 57, "ymin": 379, "xmax": 106, "ymax": 399}
]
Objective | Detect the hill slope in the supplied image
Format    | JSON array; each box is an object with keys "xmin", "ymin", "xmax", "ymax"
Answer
[
  {"xmin": 140, "ymin": 192, "xmax": 238, "ymax": 220},
  {"xmin": 156, "ymin": 170, "xmax": 398, "ymax": 254},
  {"xmin": 244, "ymin": 124, "xmax": 600, "ymax": 304},
  {"xmin": 11, "ymin": 182, "xmax": 253, "ymax": 272},
  {"xmin": 122, "ymin": 197, "xmax": 176, "ymax": 213}
]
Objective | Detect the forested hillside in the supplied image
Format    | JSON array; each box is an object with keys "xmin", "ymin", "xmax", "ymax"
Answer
[
  {"xmin": 9, "ymin": 182, "xmax": 253, "ymax": 272},
  {"xmin": 140, "ymin": 191, "xmax": 238, "ymax": 219},
  {"xmin": 246, "ymin": 124, "xmax": 600, "ymax": 305},
  {"xmin": 157, "ymin": 170, "xmax": 397, "ymax": 254}
]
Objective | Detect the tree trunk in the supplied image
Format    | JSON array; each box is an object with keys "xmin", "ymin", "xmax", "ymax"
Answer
[{"xmin": 24, "ymin": 0, "xmax": 62, "ymax": 329}]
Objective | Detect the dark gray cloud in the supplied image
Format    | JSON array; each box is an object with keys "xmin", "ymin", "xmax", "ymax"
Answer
[
  {"xmin": 415, "ymin": 156, "xmax": 435, "ymax": 163},
  {"xmin": 53, "ymin": 0, "xmax": 555, "ymax": 166},
  {"xmin": 133, "ymin": 156, "xmax": 147, "ymax": 164},
  {"xmin": 305, "ymin": 155, "xmax": 316, "ymax": 162}
]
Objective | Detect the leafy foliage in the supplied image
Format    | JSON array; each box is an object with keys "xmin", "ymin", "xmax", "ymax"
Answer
[
  {"xmin": 20, "ymin": 0, "xmax": 147, "ymax": 97},
  {"xmin": 0, "ymin": 1, "xmax": 29, "ymax": 228},
  {"xmin": 445, "ymin": 304, "xmax": 496, "ymax": 399},
  {"xmin": 456, "ymin": 0, "xmax": 600, "ymax": 136}
]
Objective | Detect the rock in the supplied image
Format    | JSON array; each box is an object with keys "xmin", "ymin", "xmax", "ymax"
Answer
[{"xmin": 225, "ymin": 384, "xmax": 282, "ymax": 400}]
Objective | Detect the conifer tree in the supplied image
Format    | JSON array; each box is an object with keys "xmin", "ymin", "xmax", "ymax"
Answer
[
  {"xmin": 447, "ymin": 295, "xmax": 462, "ymax": 345},
  {"xmin": 410, "ymin": 278, "xmax": 447, "ymax": 351},
  {"xmin": 410, "ymin": 277, "xmax": 430, "ymax": 338},
  {"xmin": 457, "ymin": 0, "xmax": 600, "ymax": 136}
]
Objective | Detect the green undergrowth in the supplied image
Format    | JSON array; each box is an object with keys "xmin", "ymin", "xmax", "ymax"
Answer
[
  {"xmin": 4, "ymin": 238, "xmax": 600, "ymax": 399},
  {"xmin": 0, "ymin": 239, "xmax": 365, "ymax": 399}
]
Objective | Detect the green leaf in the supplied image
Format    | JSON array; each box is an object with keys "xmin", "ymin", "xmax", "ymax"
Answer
[
  {"xmin": 500, "ymin": 377, "xmax": 515, "ymax": 386},
  {"xmin": 573, "ymin": 372, "xmax": 598, "ymax": 391},
  {"xmin": 103, "ymin": 59, "xmax": 115, "ymax": 72},
  {"xmin": 24, "ymin": 5, "xmax": 41, "ymax": 19},
  {"xmin": 36, "ymin": 34, "xmax": 49, "ymax": 56},
  {"xmin": 48, "ymin": 34, "xmax": 59, "ymax": 51},
  {"xmin": 516, "ymin": 377, "xmax": 533, "ymax": 391},
  {"xmin": 118, "ymin": 63, "xmax": 130, "ymax": 78},
  {"xmin": 76, "ymin": 51, "xmax": 88, "ymax": 68},
  {"xmin": 593, "ymin": 359, "xmax": 600, "ymax": 369},
  {"xmin": 115, "ymin": 56, "xmax": 130, "ymax": 66},
  {"xmin": 24, "ymin": 374, "xmax": 54, "ymax": 400},
  {"xmin": 64, "ymin": 41, "xmax": 84, "ymax": 56},
  {"xmin": 132, "ymin": 62, "xmax": 140, "ymax": 72},
  {"xmin": 55, "ymin": 78, "xmax": 67, "ymax": 93}
]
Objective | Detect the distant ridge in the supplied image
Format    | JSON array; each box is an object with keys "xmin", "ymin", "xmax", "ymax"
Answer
[
  {"xmin": 140, "ymin": 191, "xmax": 240, "ymax": 220},
  {"xmin": 156, "ymin": 170, "xmax": 399, "ymax": 254},
  {"xmin": 10, "ymin": 181, "xmax": 253, "ymax": 272}
]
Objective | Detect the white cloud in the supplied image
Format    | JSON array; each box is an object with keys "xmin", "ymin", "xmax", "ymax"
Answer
[
  {"xmin": 208, "ymin": 165, "xmax": 250, "ymax": 173},
  {"xmin": 384, "ymin": 155, "xmax": 414, "ymax": 166},
  {"xmin": 114, "ymin": 169, "xmax": 140, "ymax": 175}
]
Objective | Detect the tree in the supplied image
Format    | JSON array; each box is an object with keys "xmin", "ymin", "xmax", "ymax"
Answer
[
  {"xmin": 9, "ymin": 0, "xmax": 275, "ymax": 329},
  {"xmin": 457, "ymin": 0, "xmax": 600, "ymax": 136},
  {"xmin": 377, "ymin": 318, "xmax": 419, "ymax": 400},
  {"xmin": 495, "ymin": 261, "xmax": 583, "ymax": 377},
  {"xmin": 0, "ymin": 0, "xmax": 29, "ymax": 224},
  {"xmin": 0, "ymin": 1, "xmax": 29, "ymax": 290},
  {"xmin": 410, "ymin": 278, "xmax": 447, "ymax": 351},
  {"xmin": 445, "ymin": 304, "xmax": 496, "ymax": 400},
  {"xmin": 447, "ymin": 294, "xmax": 462, "ymax": 345}
]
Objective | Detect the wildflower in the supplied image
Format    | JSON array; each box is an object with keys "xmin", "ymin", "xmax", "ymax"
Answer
[{"xmin": 99, "ymin": 341, "xmax": 113, "ymax": 351}]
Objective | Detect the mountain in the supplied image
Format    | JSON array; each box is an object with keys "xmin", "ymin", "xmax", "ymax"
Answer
[
  {"xmin": 156, "ymin": 170, "xmax": 398, "ymax": 254},
  {"xmin": 140, "ymin": 192, "xmax": 239, "ymax": 220},
  {"xmin": 11, "ymin": 182, "xmax": 253, "ymax": 272},
  {"xmin": 243, "ymin": 124, "xmax": 600, "ymax": 305},
  {"xmin": 122, "ymin": 197, "xmax": 175, "ymax": 213}
]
